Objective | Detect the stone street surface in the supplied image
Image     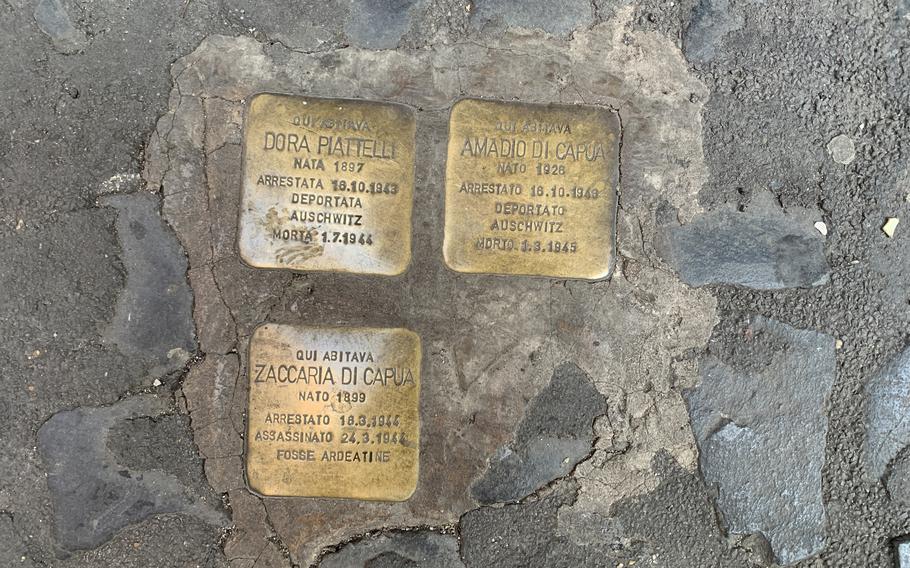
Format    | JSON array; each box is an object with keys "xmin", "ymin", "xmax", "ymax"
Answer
[{"xmin": 1, "ymin": 1, "xmax": 909, "ymax": 567}]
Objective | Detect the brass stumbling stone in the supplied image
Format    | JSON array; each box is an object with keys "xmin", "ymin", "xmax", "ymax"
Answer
[
  {"xmin": 238, "ymin": 93, "xmax": 416, "ymax": 276},
  {"xmin": 245, "ymin": 324, "xmax": 421, "ymax": 500},
  {"xmin": 443, "ymin": 98, "xmax": 620, "ymax": 280}
]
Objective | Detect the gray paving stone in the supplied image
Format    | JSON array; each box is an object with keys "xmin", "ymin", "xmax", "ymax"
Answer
[
  {"xmin": 658, "ymin": 193, "xmax": 829, "ymax": 290},
  {"xmin": 471, "ymin": 363, "xmax": 607, "ymax": 504},
  {"xmin": 37, "ymin": 395, "xmax": 227, "ymax": 550},
  {"xmin": 897, "ymin": 538, "xmax": 910, "ymax": 567},
  {"xmin": 107, "ymin": 414, "xmax": 211, "ymax": 496},
  {"xmin": 863, "ymin": 346, "xmax": 910, "ymax": 501},
  {"xmin": 33, "ymin": 0, "xmax": 87, "ymax": 54},
  {"xmin": 471, "ymin": 0, "xmax": 594, "ymax": 36},
  {"xmin": 684, "ymin": 0, "xmax": 743, "ymax": 65},
  {"xmin": 345, "ymin": 0, "xmax": 423, "ymax": 49},
  {"xmin": 319, "ymin": 531, "xmax": 464, "ymax": 568},
  {"xmin": 101, "ymin": 193, "xmax": 196, "ymax": 377},
  {"xmin": 684, "ymin": 316, "xmax": 835, "ymax": 564},
  {"xmin": 883, "ymin": 447, "xmax": 910, "ymax": 507},
  {"xmin": 221, "ymin": 0, "xmax": 346, "ymax": 51}
]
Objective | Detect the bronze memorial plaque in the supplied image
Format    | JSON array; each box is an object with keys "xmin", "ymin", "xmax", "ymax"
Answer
[
  {"xmin": 443, "ymin": 98, "xmax": 620, "ymax": 280},
  {"xmin": 238, "ymin": 93, "xmax": 416, "ymax": 275},
  {"xmin": 245, "ymin": 324, "xmax": 421, "ymax": 500}
]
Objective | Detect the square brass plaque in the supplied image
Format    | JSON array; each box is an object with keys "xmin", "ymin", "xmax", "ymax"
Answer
[
  {"xmin": 238, "ymin": 93, "xmax": 416, "ymax": 275},
  {"xmin": 443, "ymin": 98, "xmax": 620, "ymax": 280},
  {"xmin": 246, "ymin": 324, "xmax": 420, "ymax": 500}
]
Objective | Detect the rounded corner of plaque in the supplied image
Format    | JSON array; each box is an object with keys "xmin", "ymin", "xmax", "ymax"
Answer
[
  {"xmin": 246, "ymin": 91, "xmax": 272, "ymax": 110},
  {"xmin": 244, "ymin": 474, "xmax": 272, "ymax": 499},
  {"xmin": 440, "ymin": 246, "xmax": 463, "ymax": 274},
  {"xmin": 449, "ymin": 97, "xmax": 475, "ymax": 116},
  {"xmin": 389, "ymin": 469, "xmax": 419, "ymax": 502},
  {"xmin": 586, "ymin": 255, "xmax": 618, "ymax": 282},
  {"xmin": 396, "ymin": 482, "xmax": 418, "ymax": 502},
  {"xmin": 237, "ymin": 245, "xmax": 265, "ymax": 270},
  {"xmin": 250, "ymin": 321, "xmax": 274, "ymax": 341},
  {"xmin": 394, "ymin": 327, "xmax": 422, "ymax": 349},
  {"xmin": 393, "ymin": 101, "xmax": 418, "ymax": 122},
  {"xmin": 384, "ymin": 251, "xmax": 413, "ymax": 277}
]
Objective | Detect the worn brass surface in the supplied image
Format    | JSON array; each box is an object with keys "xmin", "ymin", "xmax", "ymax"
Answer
[
  {"xmin": 443, "ymin": 98, "xmax": 620, "ymax": 280},
  {"xmin": 245, "ymin": 324, "xmax": 421, "ymax": 500},
  {"xmin": 238, "ymin": 93, "xmax": 416, "ymax": 275}
]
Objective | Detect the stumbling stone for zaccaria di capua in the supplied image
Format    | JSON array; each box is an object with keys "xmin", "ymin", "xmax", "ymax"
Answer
[{"xmin": 246, "ymin": 324, "xmax": 421, "ymax": 500}]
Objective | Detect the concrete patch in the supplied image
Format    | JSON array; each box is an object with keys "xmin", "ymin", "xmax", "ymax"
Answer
[
  {"xmin": 222, "ymin": 490, "xmax": 283, "ymax": 566},
  {"xmin": 472, "ymin": 363, "xmax": 606, "ymax": 504},
  {"xmin": 145, "ymin": 8, "xmax": 713, "ymax": 563},
  {"xmin": 181, "ymin": 352, "xmax": 246, "ymax": 482},
  {"xmin": 685, "ymin": 316, "xmax": 835, "ymax": 564},
  {"xmin": 37, "ymin": 395, "xmax": 227, "ymax": 550},
  {"xmin": 3, "ymin": 0, "xmax": 910, "ymax": 563}
]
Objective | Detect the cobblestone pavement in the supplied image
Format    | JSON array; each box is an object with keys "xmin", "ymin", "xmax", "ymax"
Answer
[{"xmin": 1, "ymin": 1, "xmax": 909, "ymax": 567}]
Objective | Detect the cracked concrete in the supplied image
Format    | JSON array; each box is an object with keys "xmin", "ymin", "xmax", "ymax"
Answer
[{"xmin": 143, "ymin": 7, "xmax": 714, "ymax": 565}]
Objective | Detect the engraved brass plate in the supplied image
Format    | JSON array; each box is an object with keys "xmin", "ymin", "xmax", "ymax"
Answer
[
  {"xmin": 245, "ymin": 324, "xmax": 420, "ymax": 500},
  {"xmin": 443, "ymin": 99, "xmax": 620, "ymax": 280},
  {"xmin": 238, "ymin": 93, "xmax": 416, "ymax": 275}
]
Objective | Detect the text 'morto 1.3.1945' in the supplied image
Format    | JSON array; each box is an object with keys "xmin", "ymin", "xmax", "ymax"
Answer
[{"xmin": 444, "ymin": 98, "xmax": 620, "ymax": 280}]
